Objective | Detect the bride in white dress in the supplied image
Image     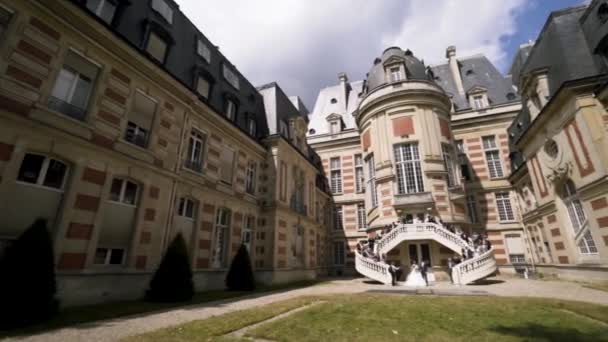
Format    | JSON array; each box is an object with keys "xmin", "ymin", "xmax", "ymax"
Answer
[{"xmin": 404, "ymin": 262, "xmax": 427, "ymax": 287}]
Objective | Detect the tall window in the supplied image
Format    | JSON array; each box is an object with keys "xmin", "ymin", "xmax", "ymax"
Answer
[
  {"xmin": 222, "ymin": 65, "xmax": 240, "ymax": 90},
  {"xmin": 185, "ymin": 129, "xmax": 205, "ymax": 172},
  {"xmin": 196, "ymin": 39, "xmax": 211, "ymax": 63},
  {"xmin": 330, "ymin": 157, "xmax": 342, "ymax": 194},
  {"xmin": 17, "ymin": 154, "xmax": 69, "ymax": 190},
  {"xmin": 357, "ymin": 203, "xmax": 367, "ymax": 230},
  {"xmin": 86, "ymin": 0, "xmax": 116, "ymax": 24},
  {"xmin": 279, "ymin": 161, "xmax": 287, "ymax": 201},
  {"xmin": 482, "ymin": 136, "xmax": 503, "ymax": 178},
  {"xmin": 355, "ymin": 154, "xmax": 365, "ymax": 193},
  {"xmin": 333, "ymin": 241, "xmax": 345, "ymax": 265},
  {"xmin": 455, "ymin": 139, "xmax": 471, "ymax": 181},
  {"xmin": 0, "ymin": 5, "xmax": 13, "ymax": 38},
  {"xmin": 562, "ymin": 181, "xmax": 597, "ymax": 255},
  {"xmin": 220, "ymin": 148, "xmax": 235, "ymax": 184},
  {"xmin": 177, "ymin": 197, "xmax": 196, "ymax": 219},
  {"xmin": 196, "ymin": 76, "xmax": 210, "ymax": 99},
  {"xmin": 394, "ymin": 143, "xmax": 424, "ymax": 194},
  {"xmin": 109, "ymin": 178, "xmax": 139, "ymax": 205},
  {"xmin": 125, "ymin": 91, "xmax": 156, "ymax": 148},
  {"xmin": 245, "ymin": 161, "xmax": 256, "ymax": 195},
  {"xmin": 334, "ymin": 205, "xmax": 343, "ymax": 231},
  {"xmin": 495, "ymin": 192, "xmax": 515, "ymax": 222},
  {"xmin": 466, "ymin": 194, "xmax": 478, "ymax": 224},
  {"xmin": 151, "ymin": 0, "xmax": 173, "ymax": 23},
  {"xmin": 224, "ymin": 98, "xmax": 237, "ymax": 121},
  {"xmin": 242, "ymin": 216, "xmax": 254, "ymax": 252},
  {"xmin": 213, "ymin": 208, "xmax": 230, "ymax": 267},
  {"xmin": 442, "ymin": 144, "xmax": 457, "ymax": 187},
  {"xmin": 49, "ymin": 51, "xmax": 99, "ymax": 121},
  {"xmin": 248, "ymin": 117, "xmax": 257, "ymax": 136},
  {"xmin": 367, "ymin": 154, "xmax": 378, "ymax": 208},
  {"xmin": 145, "ymin": 32, "xmax": 168, "ymax": 63},
  {"xmin": 389, "ymin": 66, "xmax": 403, "ymax": 82}
]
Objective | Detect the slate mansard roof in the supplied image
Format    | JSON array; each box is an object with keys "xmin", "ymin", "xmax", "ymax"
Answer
[
  {"xmin": 308, "ymin": 47, "xmax": 519, "ymax": 137},
  {"xmin": 70, "ymin": 0, "xmax": 269, "ymax": 140}
]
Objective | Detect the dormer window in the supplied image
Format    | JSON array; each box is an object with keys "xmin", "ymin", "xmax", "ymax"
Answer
[
  {"xmin": 151, "ymin": 0, "xmax": 173, "ymax": 24},
  {"xmin": 473, "ymin": 95, "xmax": 485, "ymax": 109},
  {"xmin": 389, "ymin": 66, "xmax": 404, "ymax": 82},
  {"xmin": 86, "ymin": 0, "xmax": 117, "ymax": 25},
  {"xmin": 197, "ymin": 39, "xmax": 211, "ymax": 63},
  {"xmin": 222, "ymin": 65, "xmax": 240, "ymax": 90},
  {"xmin": 248, "ymin": 117, "xmax": 256, "ymax": 136},
  {"xmin": 196, "ymin": 76, "xmax": 210, "ymax": 99},
  {"xmin": 224, "ymin": 98, "xmax": 237, "ymax": 121},
  {"xmin": 330, "ymin": 121, "xmax": 341, "ymax": 135},
  {"xmin": 146, "ymin": 32, "xmax": 168, "ymax": 63}
]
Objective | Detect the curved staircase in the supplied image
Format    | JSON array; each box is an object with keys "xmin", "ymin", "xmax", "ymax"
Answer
[{"xmin": 354, "ymin": 223, "xmax": 497, "ymax": 285}]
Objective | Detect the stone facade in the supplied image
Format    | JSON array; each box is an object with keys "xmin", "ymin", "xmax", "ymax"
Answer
[{"xmin": 0, "ymin": 0, "xmax": 330, "ymax": 306}]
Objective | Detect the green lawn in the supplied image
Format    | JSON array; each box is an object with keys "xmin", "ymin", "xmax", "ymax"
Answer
[
  {"xmin": 127, "ymin": 294, "xmax": 608, "ymax": 342},
  {"xmin": 0, "ymin": 279, "xmax": 329, "ymax": 339}
]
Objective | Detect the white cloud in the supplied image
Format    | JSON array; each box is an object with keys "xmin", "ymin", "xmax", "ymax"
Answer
[
  {"xmin": 175, "ymin": 0, "xmax": 528, "ymax": 109},
  {"xmin": 384, "ymin": 0, "xmax": 528, "ymax": 67}
]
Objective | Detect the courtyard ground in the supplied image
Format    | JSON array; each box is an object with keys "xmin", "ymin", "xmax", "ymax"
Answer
[{"xmin": 3, "ymin": 276, "xmax": 608, "ymax": 342}]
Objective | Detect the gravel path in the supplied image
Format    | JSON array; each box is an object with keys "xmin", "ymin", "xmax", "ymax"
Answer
[{"xmin": 4, "ymin": 277, "xmax": 608, "ymax": 342}]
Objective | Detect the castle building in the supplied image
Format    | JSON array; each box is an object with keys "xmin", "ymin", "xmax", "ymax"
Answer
[
  {"xmin": 308, "ymin": 46, "xmax": 522, "ymax": 280},
  {"xmin": 508, "ymin": 3, "xmax": 608, "ymax": 281},
  {"xmin": 0, "ymin": 0, "xmax": 331, "ymax": 306},
  {"xmin": 0, "ymin": 0, "xmax": 607, "ymax": 306}
]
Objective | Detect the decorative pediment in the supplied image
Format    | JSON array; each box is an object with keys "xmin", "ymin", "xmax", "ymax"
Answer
[
  {"xmin": 466, "ymin": 85, "xmax": 487, "ymax": 95},
  {"xmin": 325, "ymin": 113, "xmax": 343, "ymax": 122},
  {"xmin": 383, "ymin": 55, "xmax": 405, "ymax": 66}
]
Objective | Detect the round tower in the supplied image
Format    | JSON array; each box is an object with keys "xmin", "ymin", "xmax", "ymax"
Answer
[{"xmin": 356, "ymin": 47, "xmax": 466, "ymax": 232}]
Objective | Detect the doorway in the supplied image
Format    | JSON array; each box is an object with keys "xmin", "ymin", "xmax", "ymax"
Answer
[{"xmin": 408, "ymin": 242, "xmax": 431, "ymax": 265}]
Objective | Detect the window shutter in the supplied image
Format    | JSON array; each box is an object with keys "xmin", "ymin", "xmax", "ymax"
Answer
[{"xmin": 220, "ymin": 149, "xmax": 235, "ymax": 183}]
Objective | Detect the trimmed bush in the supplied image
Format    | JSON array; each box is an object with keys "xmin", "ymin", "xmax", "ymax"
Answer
[
  {"xmin": 146, "ymin": 233, "xmax": 194, "ymax": 302},
  {"xmin": 0, "ymin": 219, "xmax": 58, "ymax": 329},
  {"xmin": 226, "ymin": 244, "xmax": 255, "ymax": 291}
]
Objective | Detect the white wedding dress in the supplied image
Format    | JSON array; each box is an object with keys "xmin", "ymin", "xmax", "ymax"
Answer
[{"xmin": 403, "ymin": 265, "xmax": 427, "ymax": 287}]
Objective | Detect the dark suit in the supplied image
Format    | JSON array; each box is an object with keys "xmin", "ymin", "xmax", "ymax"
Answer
[{"xmin": 420, "ymin": 262, "xmax": 429, "ymax": 285}]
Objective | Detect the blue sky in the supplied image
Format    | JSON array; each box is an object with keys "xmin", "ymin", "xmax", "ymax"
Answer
[
  {"xmin": 177, "ymin": 0, "xmax": 589, "ymax": 110},
  {"xmin": 502, "ymin": 0, "xmax": 585, "ymax": 72}
]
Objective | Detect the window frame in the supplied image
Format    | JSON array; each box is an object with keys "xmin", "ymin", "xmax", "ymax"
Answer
[
  {"xmin": 495, "ymin": 192, "xmax": 515, "ymax": 222},
  {"xmin": 329, "ymin": 157, "xmax": 342, "ymax": 194},
  {"xmin": 177, "ymin": 197, "xmax": 197, "ymax": 220},
  {"xmin": 108, "ymin": 178, "xmax": 139, "ymax": 207},
  {"xmin": 85, "ymin": 0, "xmax": 117, "ymax": 25},
  {"xmin": 366, "ymin": 154, "xmax": 378, "ymax": 208},
  {"xmin": 245, "ymin": 160, "xmax": 256, "ymax": 195},
  {"xmin": 224, "ymin": 98, "xmax": 237, "ymax": 121},
  {"xmin": 466, "ymin": 194, "xmax": 479, "ymax": 224},
  {"xmin": 394, "ymin": 143, "xmax": 424, "ymax": 194},
  {"xmin": 334, "ymin": 205, "xmax": 343, "ymax": 231},
  {"xmin": 222, "ymin": 64, "xmax": 240, "ymax": 90},
  {"xmin": 442, "ymin": 144, "xmax": 457, "ymax": 187},
  {"xmin": 16, "ymin": 153, "xmax": 70, "ymax": 191},
  {"xmin": 482, "ymin": 135, "xmax": 504, "ymax": 179},
  {"xmin": 184, "ymin": 128, "xmax": 207, "ymax": 173},
  {"xmin": 213, "ymin": 207, "xmax": 231, "ymax": 267},
  {"xmin": 124, "ymin": 90, "xmax": 157, "ymax": 148},
  {"xmin": 150, "ymin": 0, "xmax": 173, "ymax": 24},
  {"xmin": 357, "ymin": 203, "xmax": 367, "ymax": 230},
  {"xmin": 354, "ymin": 154, "xmax": 365, "ymax": 193},
  {"xmin": 93, "ymin": 247, "xmax": 126, "ymax": 266},
  {"xmin": 196, "ymin": 38, "xmax": 211, "ymax": 63}
]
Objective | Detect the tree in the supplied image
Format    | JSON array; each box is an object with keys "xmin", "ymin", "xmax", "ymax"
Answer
[
  {"xmin": 226, "ymin": 244, "xmax": 255, "ymax": 291},
  {"xmin": 146, "ymin": 233, "xmax": 194, "ymax": 302},
  {"xmin": 0, "ymin": 219, "xmax": 58, "ymax": 329}
]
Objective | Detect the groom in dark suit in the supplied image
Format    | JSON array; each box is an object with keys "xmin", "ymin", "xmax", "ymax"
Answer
[{"xmin": 420, "ymin": 260, "xmax": 429, "ymax": 286}]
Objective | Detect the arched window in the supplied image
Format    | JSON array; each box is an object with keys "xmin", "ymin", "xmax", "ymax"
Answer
[{"xmin": 562, "ymin": 180, "xmax": 598, "ymax": 255}]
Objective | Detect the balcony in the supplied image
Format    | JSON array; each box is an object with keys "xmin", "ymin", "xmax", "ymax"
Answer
[
  {"xmin": 48, "ymin": 96, "xmax": 87, "ymax": 121},
  {"xmin": 393, "ymin": 191, "xmax": 434, "ymax": 207}
]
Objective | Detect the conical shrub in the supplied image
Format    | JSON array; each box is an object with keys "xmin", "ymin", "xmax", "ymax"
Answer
[
  {"xmin": 146, "ymin": 233, "xmax": 194, "ymax": 302},
  {"xmin": 226, "ymin": 244, "xmax": 255, "ymax": 291},
  {"xmin": 0, "ymin": 219, "xmax": 58, "ymax": 329}
]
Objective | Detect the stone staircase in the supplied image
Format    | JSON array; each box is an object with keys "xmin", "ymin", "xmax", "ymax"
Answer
[{"xmin": 354, "ymin": 223, "xmax": 497, "ymax": 285}]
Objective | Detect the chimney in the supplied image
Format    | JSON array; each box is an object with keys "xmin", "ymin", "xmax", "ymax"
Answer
[
  {"xmin": 446, "ymin": 46, "xmax": 465, "ymax": 95},
  {"xmin": 338, "ymin": 72, "xmax": 348, "ymax": 112}
]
